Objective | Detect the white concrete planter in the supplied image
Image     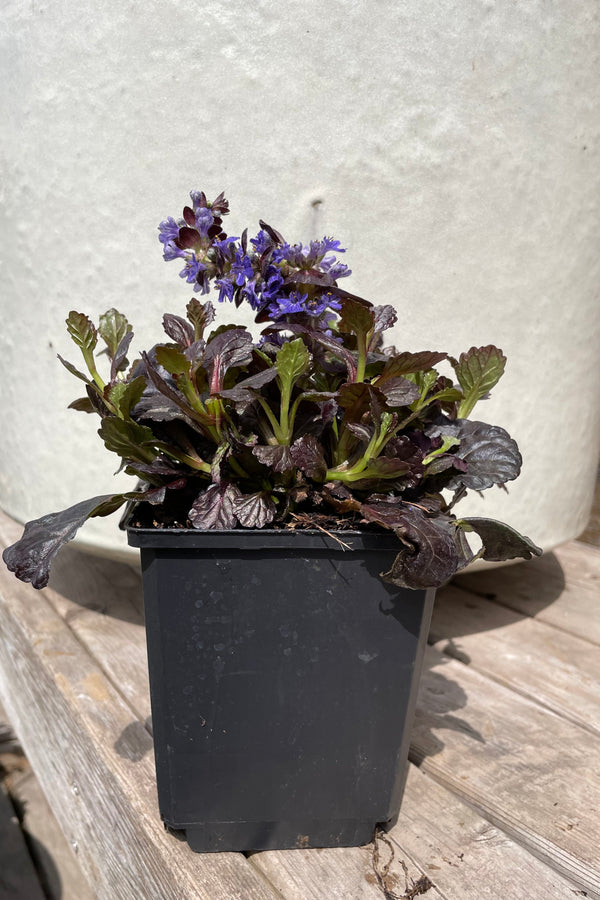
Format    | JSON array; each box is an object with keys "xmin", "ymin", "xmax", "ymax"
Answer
[{"xmin": 1, "ymin": 1, "xmax": 599, "ymax": 560}]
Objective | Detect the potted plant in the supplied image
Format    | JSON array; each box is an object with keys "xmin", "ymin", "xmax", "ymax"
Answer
[{"xmin": 3, "ymin": 190, "xmax": 540, "ymax": 852}]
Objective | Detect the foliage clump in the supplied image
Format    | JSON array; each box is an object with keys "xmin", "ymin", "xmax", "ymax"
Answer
[{"xmin": 3, "ymin": 190, "xmax": 540, "ymax": 590}]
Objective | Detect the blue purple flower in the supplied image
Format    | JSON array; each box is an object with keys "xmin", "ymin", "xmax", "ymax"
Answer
[
  {"xmin": 250, "ymin": 230, "xmax": 274, "ymax": 255},
  {"xmin": 195, "ymin": 207, "xmax": 214, "ymax": 237},
  {"xmin": 158, "ymin": 217, "xmax": 181, "ymax": 246},
  {"xmin": 215, "ymin": 277, "xmax": 235, "ymax": 303},
  {"xmin": 230, "ymin": 249, "xmax": 254, "ymax": 287}
]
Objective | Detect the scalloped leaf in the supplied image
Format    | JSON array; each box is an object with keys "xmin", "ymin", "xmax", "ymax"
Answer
[
  {"xmin": 458, "ymin": 517, "xmax": 542, "ymax": 562},
  {"xmin": 189, "ymin": 483, "xmax": 240, "ymax": 530},
  {"xmin": 445, "ymin": 420, "xmax": 522, "ymax": 491},
  {"xmin": 66, "ymin": 311, "xmax": 97, "ymax": 355},
  {"xmin": 451, "ymin": 345, "xmax": 506, "ymax": 418},
  {"xmin": 99, "ymin": 309, "xmax": 132, "ymax": 359}
]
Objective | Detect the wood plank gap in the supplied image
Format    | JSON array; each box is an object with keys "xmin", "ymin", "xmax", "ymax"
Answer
[
  {"xmin": 433, "ymin": 640, "xmax": 600, "ymax": 740},
  {"xmin": 244, "ymin": 855, "xmax": 294, "ymax": 900},
  {"xmin": 382, "ymin": 835, "xmax": 450, "ymax": 900},
  {"xmin": 405, "ymin": 758, "xmax": 600, "ymax": 899}
]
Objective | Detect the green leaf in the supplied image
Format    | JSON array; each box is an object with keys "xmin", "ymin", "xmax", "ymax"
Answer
[
  {"xmin": 98, "ymin": 309, "xmax": 132, "ymax": 359},
  {"xmin": 57, "ymin": 354, "xmax": 90, "ymax": 384},
  {"xmin": 107, "ymin": 375, "xmax": 147, "ymax": 419},
  {"xmin": 451, "ymin": 345, "xmax": 507, "ymax": 418},
  {"xmin": 98, "ymin": 418, "xmax": 158, "ymax": 464},
  {"xmin": 423, "ymin": 435, "xmax": 460, "ymax": 465},
  {"xmin": 154, "ymin": 345, "xmax": 190, "ymax": 376},
  {"xmin": 457, "ymin": 517, "xmax": 542, "ymax": 562},
  {"xmin": 275, "ymin": 339, "xmax": 310, "ymax": 393},
  {"xmin": 66, "ymin": 311, "xmax": 97, "ymax": 355},
  {"xmin": 68, "ymin": 396, "xmax": 97, "ymax": 414}
]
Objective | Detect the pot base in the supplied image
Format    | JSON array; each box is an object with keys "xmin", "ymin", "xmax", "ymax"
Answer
[{"xmin": 181, "ymin": 817, "xmax": 381, "ymax": 853}]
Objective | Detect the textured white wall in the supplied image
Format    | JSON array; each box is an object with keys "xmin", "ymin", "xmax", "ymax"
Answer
[{"xmin": 1, "ymin": 0, "xmax": 599, "ymax": 558}]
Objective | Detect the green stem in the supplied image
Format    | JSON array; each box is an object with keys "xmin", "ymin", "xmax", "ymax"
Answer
[
  {"xmin": 82, "ymin": 351, "xmax": 105, "ymax": 392},
  {"xmin": 355, "ymin": 336, "xmax": 368, "ymax": 383},
  {"xmin": 257, "ymin": 397, "xmax": 284, "ymax": 443}
]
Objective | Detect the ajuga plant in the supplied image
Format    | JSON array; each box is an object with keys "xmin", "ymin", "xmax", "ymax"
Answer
[{"xmin": 3, "ymin": 190, "xmax": 541, "ymax": 591}]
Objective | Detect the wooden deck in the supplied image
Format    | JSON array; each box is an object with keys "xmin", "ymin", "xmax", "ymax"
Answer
[{"xmin": 0, "ymin": 506, "xmax": 599, "ymax": 900}]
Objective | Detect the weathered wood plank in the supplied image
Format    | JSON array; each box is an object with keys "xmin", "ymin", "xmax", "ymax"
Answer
[
  {"xmin": 0, "ymin": 516, "xmax": 151, "ymax": 724},
  {"xmin": 252, "ymin": 762, "xmax": 580, "ymax": 900},
  {"xmin": 10, "ymin": 767, "xmax": 97, "ymax": 900},
  {"xmin": 412, "ymin": 647, "xmax": 600, "ymax": 898},
  {"xmin": 250, "ymin": 836, "xmax": 444, "ymax": 900},
  {"xmin": 454, "ymin": 541, "xmax": 600, "ymax": 645},
  {"xmin": 0, "ymin": 558, "xmax": 280, "ymax": 900},
  {"xmin": 0, "ymin": 781, "xmax": 46, "ymax": 900},
  {"xmin": 390, "ymin": 764, "xmax": 579, "ymax": 899},
  {"xmin": 430, "ymin": 583, "xmax": 600, "ymax": 736}
]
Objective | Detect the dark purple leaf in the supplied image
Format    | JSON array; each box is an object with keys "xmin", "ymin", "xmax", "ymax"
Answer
[
  {"xmin": 182, "ymin": 206, "xmax": 196, "ymax": 226},
  {"xmin": 252, "ymin": 444, "xmax": 294, "ymax": 473},
  {"xmin": 290, "ymin": 435, "xmax": 327, "ymax": 480},
  {"xmin": 219, "ymin": 367, "xmax": 278, "ymax": 402},
  {"xmin": 68, "ymin": 396, "xmax": 96, "ymax": 414},
  {"xmin": 377, "ymin": 351, "xmax": 447, "ymax": 379},
  {"xmin": 378, "ymin": 376, "xmax": 420, "ymax": 407},
  {"xmin": 86, "ymin": 384, "xmax": 111, "ymax": 418},
  {"xmin": 337, "ymin": 295, "xmax": 376, "ymax": 338},
  {"xmin": 372, "ymin": 304, "xmax": 397, "ymax": 335},
  {"xmin": 361, "ymin": 501, "xmax": 459, "ymax": 589},
  {"xmin": 3, "ymin": 493, "xmax": 130, "ymax": 589},
  {"xmin": 186, "ymin": 298, "xmax": 215, "ymax": 341},
  {"xmin": 189, "ymin": 483, "xmax": 240, "ymax": 530},
  {"xmin": 233, "ymin": 491, "xmax": 276, "ymax": 528},
  {"xmin": 445, "ymin": 420, "xmax": 522, "ymax": 491},
  {"xmin": 127, "ymin": 458, "xmax": 186, "ymax": 478},
  {"xmin": 163, "ymin": 313, "xmax": 195, "ymax": 348},
  {"xmin": 140, "ymin": 352, "xmax": 199, "ymax": 423},
  {"xmin": 258, "ymin": 219, "xmax": 285, "ymax": 244},
  {"xmin": 204, "ymin": 328, "xmax": 253, "ymax": 393},
  {"xmin": 338, "ymin": 382, "xmax": 387, "ymax": 425},
  {"xmin": 458, "ymin": 517, "xmax": 542, "ymax": 562},
  {"xmin": 175, "ymin": 226, "xmax": 200, "ymax": 250},
  {"xmin": 110, "ymin": 330, "xmax": 134, "ymax": 381}
]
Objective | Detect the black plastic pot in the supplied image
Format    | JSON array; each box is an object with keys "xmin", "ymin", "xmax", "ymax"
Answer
[{"xmin": 127, "ymin": 525, "xmax": 435, "ymax": 853}]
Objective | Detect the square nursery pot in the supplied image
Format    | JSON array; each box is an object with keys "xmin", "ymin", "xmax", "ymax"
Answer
[{"xmin": 127, "ymin": 523, "xmax": 435, "ymax": 853}]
